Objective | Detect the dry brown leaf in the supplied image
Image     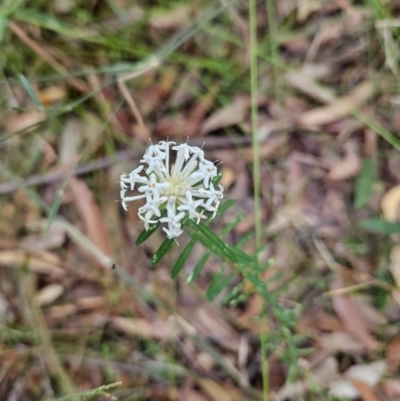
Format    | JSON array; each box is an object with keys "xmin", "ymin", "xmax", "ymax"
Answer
[
  {"xmin": 196, "ymin": 352, "xmax": 215, "ymax": 372},
  {"xmin": 149, "ymin": 5, "xmax": 190, "ymax": 29},
  {"xmin": 220, "ymin": 166, "xmax": 236, "ymax": 189},
  {"xmin": 242, "ymin": 133, "xmax": 288, "ymax": 162},
  {"xmin": 387, "ymin": 245, "xmax": 400, "ymax": 307},
  {"xmin": 297, "ymin": 0, "xmax": 322, "ymax": 22},
  {"xmin": 299, "ymin": 81, "xmax": 374, "ymax": 127},
  {"xmin": 154, "ymin": 115, "xmax": 196, "ymax": 138},
  {"xmin": 386, "ymin": 336, "xmax": 400, "ymax": 372},
  {"xmin": 236, "ymin": 294, "xmax": 263, "ymax": 333},
  {"xmin": 286, "ymin": 72, "xmax": 335, "ymax": 104},
  {"xmin": 299, "ymin": 308, "xmax": 343, "ymax": 335},
  {"xmin": 6, "ymin": 111, "xmax": 46, "ymax": 134},
  {"xmin": 328, "ymin": 140, "xmax": 361, "ymax": 180},
  {"xmin": 329, "ymin": 361, "xmax": 386, "ymax": 400},
  {"xmin": 383, "ymin": 379, "xmax": 400, "ymax": 398},
  {"xmin": 35, "ymin": 284, "xmax": 64, "ymax": 307},
  {"xmin": 318, "ymin": 332, "xmax": 365, "ymax": 354},
  {"xmin": 381, "ymin": 185, "xmax": 400, "ymax": 222},
  {"xmin": 200, "ymin": 94, "xmax": 251, "ymax": 135},
  {"xmin": 111, "ymin": 317, "xmax": 155, "ymax": 338},
  {"xmin": 22, "ymin": 223, "xmax": 65, "ymax": 251},
  {"xmin": 186, "ymin": 305, "xmax": 240, "ymax": 352},
  {"xmin": 76, "ymin": 296, "xmax": 105, "ymax": 310},
  {"xmin": 0, "ymin": 250, "xmax": 64, "ymax": 275},
  {"xmin": 111, "ymin": 316, "xmax": 176, "ymax": 340},
  {"xmin": 198, "ymin": 379, "xmax": 237, "ymax": 401},
  {"xmin": 69, "ymin": 177, "xmax": 112, "ymax": 257},
  {"xmin": 59, "ymin": 118, "xmax": 82, "ymax": 164},
  {"xmin": 183, "ymin": 390, "xmax": 210, "ymax": 401},
  {"xmin": 46, "ymin": 304, "xmax": 77, "ymax": 321},
  {"xmin": 331, "ymin": 290, "xmax": 380, "ymax": 351},
  {"xmin": 37, "ymin": 86, "xmax": 66, "ymax": 105}
]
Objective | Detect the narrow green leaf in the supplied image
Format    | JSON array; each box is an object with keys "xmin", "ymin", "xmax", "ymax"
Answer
[
  {"xmin": 354, "ymin": 158, "xmax": 374, "ymax": 209},
  {"xmin": 186, "ymin": 213, "xmax": 253, "ymax": 284},
  {"xmin": 221, "ymin": 212, "xmax": 245, "ymax": 236},
  {"xmin": 186, "ymin": 252, "xmax": 209, "ymax": 283},
  {"xmin": 207, "ymin": 270, "xmax": 234, "ymax": 301},
  {"xmin": 216, "ymin": 199, "xmax": 235, "ymax": 216},
  {"xmin": 151, "ymin": 238, "xmax": 174, "ymax": 266},
  {"xmin": 171, "ymin": 238, "xmax": 195, "ymax": 278},
  {"xmin": 360, "ymin": 218, "xmax": 400, "ymax": 234},
  {"xmin": 191, "ymin": 221, "xmax": 239, "ymax": 262},
  {"xmin": 190, "ymin": 232, "xmax": 230, "ymax": 263},
  {"xmin": 226, "ymin": 244, "xmax": 254, "ymax": 264},
  {"xmin": 18, "ymin": 73, "xmax": 43, "ymax": 109},
  {"xmin": 136, "ymin": 210, "xmax": 167, "ymax": 245},
  {"xmin": 136, "ymin": 223, "xmax": 161, "ymax": 245},
  {"xmin": 0, "ymin": 17, "xmax": 7, "ymax": 42},
  {"xmin": 45, "ymin": 183, "xmax": 66, "ymax": 233}
]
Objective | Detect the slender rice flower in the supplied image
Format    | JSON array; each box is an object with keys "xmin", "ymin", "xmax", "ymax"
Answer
[{"xmin": 120, "ymin": 141, "xmax": 224, "ymax": 239}]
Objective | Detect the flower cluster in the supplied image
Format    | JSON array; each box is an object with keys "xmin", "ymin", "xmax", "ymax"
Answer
[{"xmin": 120, "ymin": 141, "xmax": 224, "ymax": 239}]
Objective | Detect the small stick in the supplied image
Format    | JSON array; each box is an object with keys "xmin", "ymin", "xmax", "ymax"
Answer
[{"xmin": 8, "ymin": 21, "xmax": 89, "ymax": 93}]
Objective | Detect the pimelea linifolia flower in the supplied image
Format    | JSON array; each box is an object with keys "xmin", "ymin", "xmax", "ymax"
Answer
[{"xmin": 120, "ymin": 141, "xmax": 224, "ymax": 239}]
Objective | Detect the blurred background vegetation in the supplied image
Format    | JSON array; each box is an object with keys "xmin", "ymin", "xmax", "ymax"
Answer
[{"xmin": 1, "ymin": 0, "xmax": 400, "ymax": 400}]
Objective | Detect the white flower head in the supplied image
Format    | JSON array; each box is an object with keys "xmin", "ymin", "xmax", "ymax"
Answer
[{"xmin": 120, "ymin": 141, "xmax": 224, "ymax": 239}]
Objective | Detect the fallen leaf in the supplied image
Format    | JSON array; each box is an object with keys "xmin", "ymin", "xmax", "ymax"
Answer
[
  {"xmin": 111, "ymin": 316, "xmax": 177, "ymax": 340},
  {"xmin": 196, "ymin": 352, "xmax": 215, "ymax": 372},
  {"xmin": 299, "ymin": 81, "xmax": 374, "ymax": 127},
  {"xmin": 219, "ymin": 166, "xmax": 236, "ymax": 189},
  {"xmin": 286, "ymin": 71, "xmax": 335, "ymax": 104},
  {"xmin": 346, "ymin": 361, "xmax": 386, "ymax": 386},
  {"xmin": 6, "ymin": 111, "xmax": 46, "ymax": 134},
  {"xmin": 0, "ymin": 250, "xmax": 64, "ymax": 275},
  {"xmin": 22, "ymin": 223, "xmax": 66, "ymax": 251},
  {"xmin": 46, "ymin": 304, "xmax": 77, "ymax": 321},
  {"xmin": 35, "ymin": 284, "xmax": 64, "ymax": 306},
  {"xmin": 59, "ymin": 118, "xmax": 82, "ymax": 165},
  {"xmin": 352, "ymin": 380, "xmax": 380, "ymax": 401},
  {"xmin": 381, "ymin": 185, "xmax": 400, "ymax": 222},
  {"xmin": 329, "ymin": 361, "xmax": 386, "ymax": 400},
  {"xmin": 297, "ymin": 0, "xmax": 322, "ymax": 22},
  {"xmin": 200, "ymin": 94, "xmax": 251, "ymax": 135},
  {"xmin": 186, "ymin": 305, "xmax": 240, "ymax": 352},
  {"xmin": 154, "ymin": 115, "xmax": 195, "ymax": 138},
  {"xmin": 37, "ymin": 86, "xmax": 66, "ymax": 105},
  {"xmin": 387, "ymin": 232, "xmax": 400, "ymax": 305},
  {"xmin": 180, "ymin": 389, "xmax": 210, "ymax": 401},
  {"xmin": 328, "ymin": 140, "xmax": 361, "ymax": 180},
  {"xmin": 242, "ymin": 132, "xmax": 288, "ymax": 162},
  {"xmin": 318, "ymin": 332, "xmax": 365, "ymax": 354},
  {"xmin": 76, "ymin": 296, "xmax": 105, "ymax": 310},
  {"xmin": 383, "ymin": 379, "xmax": 400, "ymax": 397},
  {"xmin": 150, "ymin": 5, "xmax": 190, "ymax": 30},
  {"xmin": 69, "ymin": 177, "xmax": 112, "ymax": 257},
  {"xmin": 329, "ymin": 379, "xmax": 361, "ymax": 400},
  {"xmin": 198, "ymin": 379, "xmax": 237, "ymax": 401},
  {"xmin": 386, "ymin": 336, "xmax": 400, "ymax": 372},
  {"xmin": 331, "ymin": 282, "xmax": 380, "ymax": 351}
]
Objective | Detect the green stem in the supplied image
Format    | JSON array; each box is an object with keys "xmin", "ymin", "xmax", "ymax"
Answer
[{"xmin": 249, "ymin": 0, "xmax": 268, "ymax": 399}]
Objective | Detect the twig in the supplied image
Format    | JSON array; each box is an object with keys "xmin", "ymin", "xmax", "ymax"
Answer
[
  {"xmin": 8, "ymin": 21, "xmax": 89, "ymax": 93},
  {"xmin": 0, "ymin": 135, "xmax": 255, "ymax": 194}
]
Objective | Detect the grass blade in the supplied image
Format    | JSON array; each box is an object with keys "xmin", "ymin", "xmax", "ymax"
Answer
[{"xmin": 18, "ymin": 73, "xmax": 43, "ymax": 109}]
